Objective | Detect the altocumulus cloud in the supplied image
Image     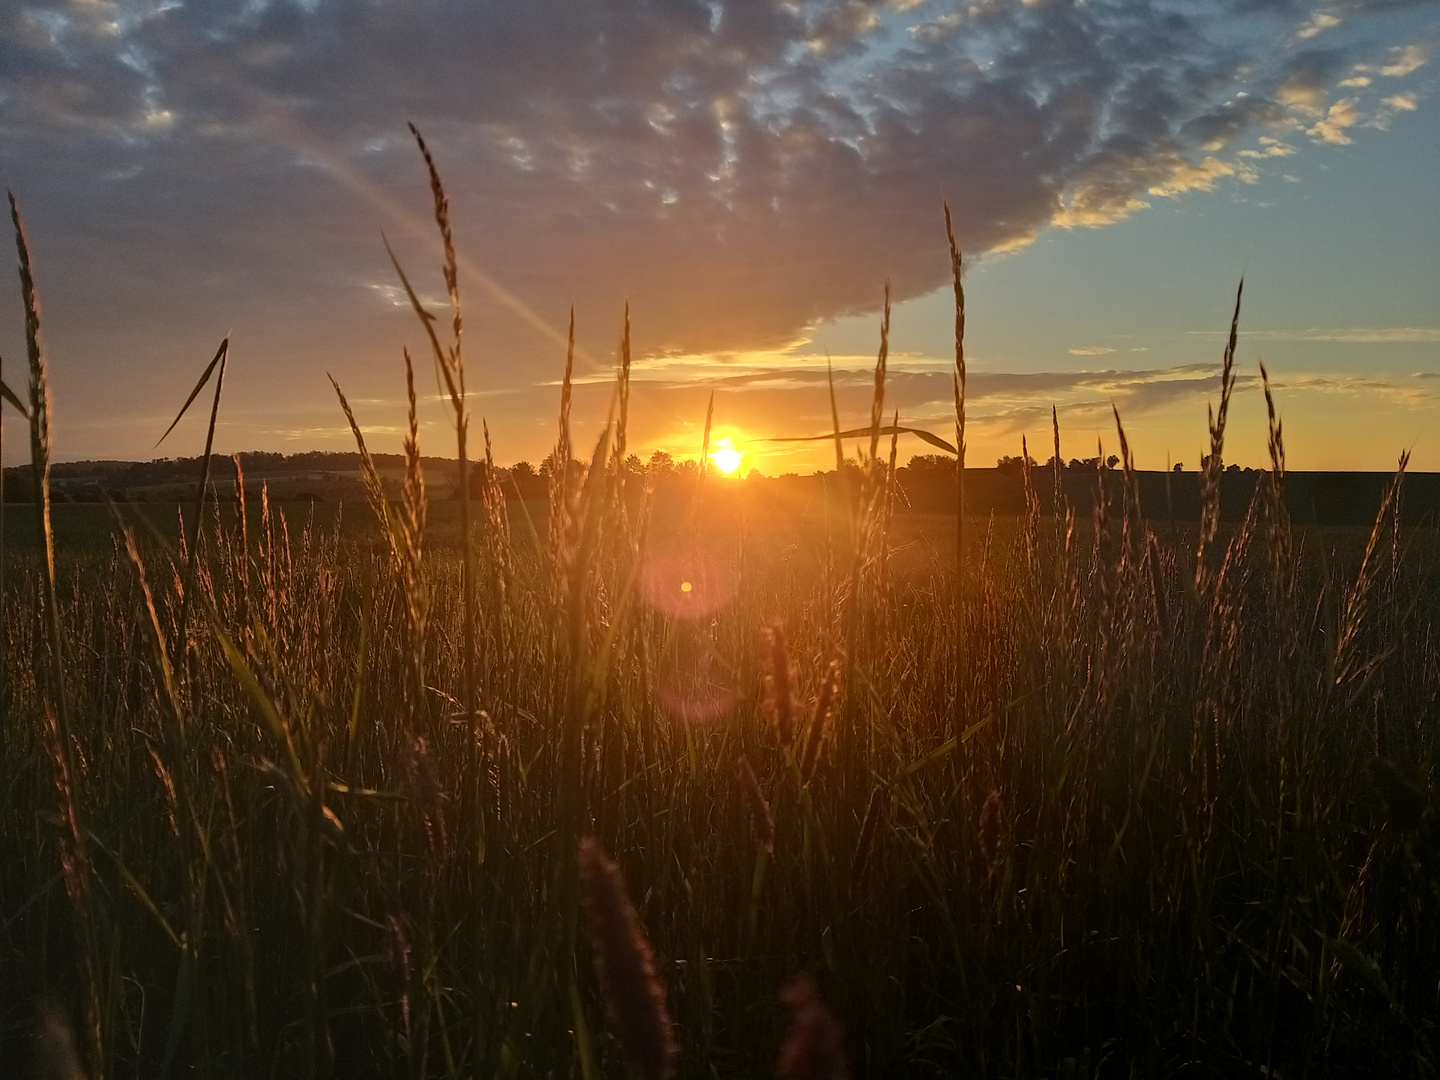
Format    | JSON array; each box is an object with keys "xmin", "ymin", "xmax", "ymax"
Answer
[{"xmin": 0, "ymin": 0, "xmax": 1435, "ymax": 394}]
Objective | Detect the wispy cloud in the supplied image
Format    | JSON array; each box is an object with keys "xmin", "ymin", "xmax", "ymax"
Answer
[{"xmin": 1191, "ymin": 326, "xmax": 1440, "ymax": 344}]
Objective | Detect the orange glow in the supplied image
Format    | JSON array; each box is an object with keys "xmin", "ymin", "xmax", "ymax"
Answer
[{"xmin": 709, "ymin": 438, "xmax": 743, "ymax": 475}]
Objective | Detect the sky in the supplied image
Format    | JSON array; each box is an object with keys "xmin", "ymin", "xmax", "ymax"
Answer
[{"xmin": 1, "ymin": 0, "xmax": 1437, "ymax": 475}]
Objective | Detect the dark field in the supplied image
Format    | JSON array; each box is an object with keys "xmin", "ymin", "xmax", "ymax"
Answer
[{"xmin": 3, "ymin": 457, "xmax": 1440, "ymax": 1078}]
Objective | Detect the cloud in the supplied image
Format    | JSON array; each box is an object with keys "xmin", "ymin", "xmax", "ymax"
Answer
[
  {"xmin": 0, "ymin": 0, "xmax": 1434, "ymax": 425},
  {"xmin": 1069, "ymin": 346, "xmax": 1117, "ymax": 356},
  {"xmin": 1376, "ymin": 43, "xmax": 1431, "ymax": 78},
  {"xmin": 1308, "ymin": 96, "xmax": 1365, "ymax": 143},
  {"xmin": 1295, "ymin": 12, "xmax": 1343, "ymax": 41}
]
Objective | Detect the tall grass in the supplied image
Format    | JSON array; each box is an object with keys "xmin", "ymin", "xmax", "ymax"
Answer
[{"xmin": 2, "ymin": 156, "xmax": 1440, "ymax": 1080}]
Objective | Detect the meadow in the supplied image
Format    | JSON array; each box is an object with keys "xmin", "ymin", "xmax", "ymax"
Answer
[{"xmin": 2, "ymin": 143, "xmax": 1439, "ymax": 1079}]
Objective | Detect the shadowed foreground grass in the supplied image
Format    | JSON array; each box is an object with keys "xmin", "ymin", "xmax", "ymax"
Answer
[{"xmin": 3, "ymin": 456, "xmax": 1438, "ymax": 1078}]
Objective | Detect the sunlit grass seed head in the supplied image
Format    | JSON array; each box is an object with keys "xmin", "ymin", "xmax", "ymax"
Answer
[
  {"xmin": 799, "ymin": 658, "xmax": 842, "ymax": 786},
  {"xmin": 761, "ymin": 621, "xmax": 797, "ymax": 745}
]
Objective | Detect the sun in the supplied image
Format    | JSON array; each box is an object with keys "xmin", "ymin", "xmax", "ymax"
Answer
[{"xmin": 709, "ymin": 438, "xmax": 743, "ymax": 476}]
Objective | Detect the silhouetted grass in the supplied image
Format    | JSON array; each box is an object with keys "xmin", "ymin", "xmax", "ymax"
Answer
[{"xmin": 2, "ymin": 155, "xmax": 1439, "ymax": 1080}]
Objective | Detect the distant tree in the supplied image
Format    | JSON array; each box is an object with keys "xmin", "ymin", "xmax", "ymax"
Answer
[
  {"xmin": 1106, "ymin": 455, "xmax": 1120, "ymax": 470},
  {"xmin": 996, "ymin": 453, "xmax": 1038, "ymax": 475},
  {"xmin": 1173, "ymin": 462, "xmax": 1184, "ymax": 472},
  {"xmin": 905, "ymin": 454, "xmax": 953, "ymax": 479},
  {"xmin": 511, "ymin": 461, "xmax": 536, "ymax": 483},
  {"xmin": 647, "ymin": 450, "xmax": 675, "ymax": 480},
  {"xmin": 746, "ymin": 468, "xmax": 764, "ymax": 482},
  {"xmin": 1227, "ymin": 463, "xmax": 1241, "ymax": 473}
]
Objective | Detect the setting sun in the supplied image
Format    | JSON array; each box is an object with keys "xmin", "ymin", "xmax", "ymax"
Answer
[{"xmin": 709, "ymin": 438, "xmax": 743, "ymax": 476}]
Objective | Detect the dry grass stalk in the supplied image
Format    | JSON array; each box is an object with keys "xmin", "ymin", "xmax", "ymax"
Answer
[
  {"xmin": 577, "ymin": 837, "xmax": 677, "ymax": 1080},
  {"xmin": 978, "ymin": 788, "xmax": 1004, "ymax": 872},
  {"xmin": 401, "ymin": 735, "xmax": 446, "ymax": 852},
  {"xmin": 10, "ymin": 192, "xmax": 66, "ymax": 718},
  {"xmin": 799, "ymin": 659, "xmax": 842, "ymax": 785},
  {"xmin": 761, "ymin": 622, "xmax": 797, "ymax": 745},
  {"xmin": 850, "ymin": 785, "xmax": 884, "ymax": 885},
  {"xmin": 615, "ymin": 304, "xmax": 632, "ymax": 468},
  {"xmin": 1146, "ymin": 532, "xmax": 1170, "ymax": 637},
  {"xmin": 394, "ymin": 124, "xmax": 476, "ymax": 713},
  {"xmin": 735, "ymin": 754, "xmax": 775, "ymax": 853},
  {"xmin": 1111, "ymin": 405, "xmax": 1141, "ymax": 572},
  {"xmin": 1334, "ymin": 451, "xmax": 1410, "ymax": 686},
  {"xmin": 329, "ymin": 375, "xmax": 399, "ymax": 550},
  {"xmin": 1051, "ymin": 405, "xmax": 1064, "ymax": 524},
  {"xmin": 943, "ymin": 202, "xmax": 966, "ymax": 585},
  {"xmin": 550, "ymin": 309, "xmax": 577, "ymax": 582},
  {"xmin": 776, "ymin": 973, "xmax": 848, "ymax": 1080},
  {"xmin": 866, "ymin": 284, "xmax": 890, "ymax": 468},
  {"xmin": 1196, "ymin": 280, "xmax": 1243, "ymax": 593},
  {"xmin": 382, "ymin": 914, "xmax": 413, "ymax": 1041}
]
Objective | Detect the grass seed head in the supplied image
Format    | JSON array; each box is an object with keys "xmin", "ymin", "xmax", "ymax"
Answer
[
  {"xmin": 777, "ymin": 973, "xmax": 848, "ymax": 1080},
  {"xmin": 735, "ymin": 755, "xmax": 775, "ymax": 853},
  {"xmin": 799, "ymin": 659, "xmax": 842, "ymax": 786},
  {"xmin": 762, "ymin": 622, "xmax": 797, "ymax": 745},
  {"xmin": 382, "ymin": 914, "xmax": 413, "ymax": 1036},
  {"xmin": 577, "ymin": 837, "xmax": 677, "ymax": 1080},
  {"xmin": 978, "ymin": 788, "xmax": 1004, "ymax": 870},
  {"xmin": 401, "ymin": 735, "xmax": 446, "ymax": 850}
]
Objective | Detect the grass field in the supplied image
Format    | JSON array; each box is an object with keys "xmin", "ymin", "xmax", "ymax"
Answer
[{"xmin": 3, "ymin": 159, "xmax": 1439, "ymax": 1080}]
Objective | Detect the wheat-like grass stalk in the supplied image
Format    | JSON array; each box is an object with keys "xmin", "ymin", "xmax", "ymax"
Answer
[
  {"xmin": 10, "ymin": 192, "xmax": 66, "ymax": 723},
  {"xmin": 1334, "ymin": 451, "xmax": 1410, "ymax": 688},
  {"xmin": 160, "ymin": 337, "xmax": 229, "ymax": 669},
  {"xmin": 1196, "ymin": 280, "xmax": 1242, "ymax": 593},
  {"xmin": 761, "ymin": 621, "xmax": 797, "ymax": 745},
  {"xmin": 577, "ymin": 837, "xmax": 677, "ymax": 1080},
  {"xmin": 799, "ymin": 658, "xmax": 842, "ymax": 786},
  {"xmin": 978, "ymin": 788, "xmax": 1003, "ymax": 873},
  {"xmin": 735, "ymin": 754, "xmax": 775, "ymax": 853},
  {"xmin": 849, "ymin": 785, "xmax": 884, "ymax": 885},
  {"xmin": 943, "ymin": 203, "xmax": 966, "ymax": 588}
]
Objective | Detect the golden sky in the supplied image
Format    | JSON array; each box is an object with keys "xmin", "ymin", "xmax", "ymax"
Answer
[{"xmin": 1, "ymin": 0, "xmax": 1436, "ymax": 472}]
